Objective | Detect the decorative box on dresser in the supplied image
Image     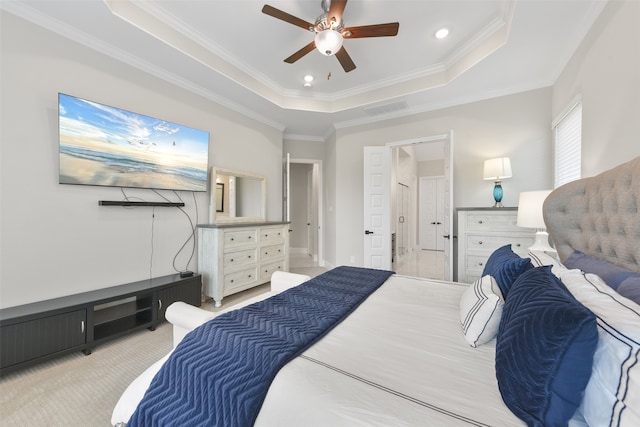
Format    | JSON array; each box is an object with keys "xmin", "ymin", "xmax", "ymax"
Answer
[
  {"xmin": 197, "ymin": 222, "xmax": 289, "ymax": 307},
  {"xmin": 457, "ymin": 208, "xmax": 536, "ymax": 283}
]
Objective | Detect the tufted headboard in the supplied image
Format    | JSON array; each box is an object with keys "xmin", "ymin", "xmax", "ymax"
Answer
[{"xmin": 543, "ymin": 156, "xmax": 640, "ymax": 273}]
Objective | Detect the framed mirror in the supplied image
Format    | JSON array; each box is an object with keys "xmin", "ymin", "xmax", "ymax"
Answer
[
  {"xmin": 209, "ymin": 167, "xmax": 266, "ymax": 223},
  {"xmin": 215, "ymin": 183, "xmax": 224, "ymax": 212}
]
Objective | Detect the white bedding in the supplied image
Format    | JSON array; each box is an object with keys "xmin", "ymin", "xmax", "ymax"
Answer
[
  {"xmin": 256, "ymin": 275, "xmax": 522, "ymax": 426},
  {"xmin": 113, "ymin": 274, "xmax": 523, "ymax": 426}
]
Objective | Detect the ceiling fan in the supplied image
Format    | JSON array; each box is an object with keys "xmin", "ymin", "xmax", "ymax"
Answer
[{"xmin": 262, "ymin": 0, "xmax": 399, "ymax": 73}]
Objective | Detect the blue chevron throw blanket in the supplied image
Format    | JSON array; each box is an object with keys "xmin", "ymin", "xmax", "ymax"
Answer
[{"xmin": 128, "ymin": 266, "xmax": 394, "ymax": 427}]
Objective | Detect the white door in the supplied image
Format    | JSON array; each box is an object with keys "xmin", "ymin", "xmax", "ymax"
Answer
[
  {"xmin": 363, "ymin": 146, "xmax": 391, "ymax": 270},
  {"xmin": 306, "ymin": 169, "xmax": 313, "ymax": 257},
  {"xmin": 443, "ymin": 131, "xmax": 454, "ymax": 281},
  {"xmin": 419, "ymin": 177, "xmax": 438, "ymax": 250},
  {"xmin": 283, "ymin": 153, "xmax": 290, "ymax": 222},
  {"xmin": 435, "ymin": 177, "xmax": 445, "ymax": 251}
]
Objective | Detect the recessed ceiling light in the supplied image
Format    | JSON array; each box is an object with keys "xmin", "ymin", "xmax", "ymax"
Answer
[
  {"xmin": 435, "ymin": 28, "xmax": 449, "ymax": 39},
  {"xmin": 303, "ymin": 82, "xmax": 312, "ymax": 88},
  {"xmin": 304, "ymin": 75, "xmax": 314, "ymax": 82}
]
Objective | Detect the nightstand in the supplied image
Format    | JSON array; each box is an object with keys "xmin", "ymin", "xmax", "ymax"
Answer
[{"xmin": 457, "ymin": 208, "xmax": 535, "ymax": 283}]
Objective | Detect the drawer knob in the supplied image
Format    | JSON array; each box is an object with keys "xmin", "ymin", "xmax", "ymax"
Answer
[
  {"xmin": 516, "ymin": 243, "xmax": 521, "ymax": 247},
  {"xmin": 478, "ymin": 262, "xmax": 483, "ymax": 266},
  {"xmin": 230, "ymin": 259, "xmax": 234, "ymax": 262},
  {"xmin": 230, "ymin": 238, "xmax": 234, "ymax": 241},
  {"xmin": 248, "ymin": 255, "xmax": 251, "ymax": 259},
  {"xmin": 478, "ymin": 241, "xmax": 483, "ymax": 245},
  {"xmin": 248, "ymin": 274, "xmax": 252, "ymax": 278},
  {"xmin": 478, "ymin": 220, "xmax": 483, "ymax": 224},
  {"xmin": 248, "ymin": 236, "xmax": 252, "ymax": 239},
  {"xmin": 230, "ymin": 279, "xmax": 234, "ymax": 283},
  {"xmin": 265, "ymin": 251, "xmax": 268, "ymax": 255}
]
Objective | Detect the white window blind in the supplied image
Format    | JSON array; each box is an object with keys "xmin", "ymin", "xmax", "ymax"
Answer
[{"xmin": 553, "ymin": 101, "xmax": 582, "ymax": 188}]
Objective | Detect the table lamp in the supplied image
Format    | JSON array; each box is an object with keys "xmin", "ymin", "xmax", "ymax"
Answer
[
  {"xmin": 516, "ymin": 190, "xmax": 555, "ymax": 252},
  {"xmin": 483, "ymin": 157, "xmax": 512, "ymax": 207}
]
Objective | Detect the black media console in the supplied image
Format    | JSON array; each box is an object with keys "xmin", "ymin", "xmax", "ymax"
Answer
[{"xmin": 0, "ymin": 273, "xmax": 201, "ymax": 375}]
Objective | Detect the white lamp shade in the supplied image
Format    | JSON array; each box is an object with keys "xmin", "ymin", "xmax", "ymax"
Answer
[
  {"xmin": 483, "ymin": 157, "xmax": 512, "ymax": 180},
  {"xmin": 315, "ymin": 29, "xmax": 343, "ymax": 56},
  {"xmin": 517, "ymin": 190, "xmax": 552, "ymax": 229}
]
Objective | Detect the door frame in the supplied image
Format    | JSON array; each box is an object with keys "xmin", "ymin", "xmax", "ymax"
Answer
[
  {"xmin": 378, "ymin": 132, "xmax": 454, "ymax": 279},
  {"xmin": 289, "ymin": 157, "xmax": 325, "ymax": 267}
]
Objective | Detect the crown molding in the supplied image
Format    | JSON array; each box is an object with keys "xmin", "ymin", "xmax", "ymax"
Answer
[
  {"xmin": 2, "ymin": 1, "xmax": 285, "ymax": 132},
  {"xmin": 102, "ymin": 0, "xmax": 516, "ymax": 113}
]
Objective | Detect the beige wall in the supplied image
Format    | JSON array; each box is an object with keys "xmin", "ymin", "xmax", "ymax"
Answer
[
  {"xmin": 291, "ymin": 0, "xmax": 640, "ymax": 268},
  {"xmin": 0, "ymin": 13, "xmax": 283, "ymax": 307},
  {"xmin": 328, "ymin": 88, "xmax": 553, "ymax": 266},
  {"xmin": 3, "ymin": 0, "xmax": 637, "ymax": 303},
  {"xmin": 553, "ymin": 0, "xmax": 640, "ymax": 176}
]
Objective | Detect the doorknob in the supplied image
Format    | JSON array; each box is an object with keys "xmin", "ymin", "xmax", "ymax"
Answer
[
  {"xmin": 443, "ymin": 234, "xmax": 451, "ymax": 239},
  {"xmin": 365, "ymin": 230, "xmax": 374, "ymax": 235}
]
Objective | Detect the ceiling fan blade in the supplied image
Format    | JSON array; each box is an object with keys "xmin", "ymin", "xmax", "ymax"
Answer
[
  {"xmin": 284, "ymin": 41, "xmax": 317, "ymax": 64},
  {"xmin": 262, "ymin": 4, "xmax": 313, "ymax": 31},
  {"xmin": 343, "ymin": 22, "xmax": 399, "ymax": 38},
  {"xmin": 328, "ymin": 0, "xmax": 348, "ymax": 23},
  {"xmin": 335, "ymin": 47, "xmax": 356, "ymax": 73}
]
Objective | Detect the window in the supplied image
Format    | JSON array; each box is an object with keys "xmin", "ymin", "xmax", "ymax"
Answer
[{"xmin": 553, "ymin": 100, "xmax": 582, "ymax": 188}]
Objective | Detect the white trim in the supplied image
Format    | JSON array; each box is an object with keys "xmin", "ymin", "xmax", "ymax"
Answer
[
  {"xmin": 552, "ymin": 94, "xmax": 583, "ymax": 128},
  {"xmin": 289, "ymin": 158, "xmax": 325, "ymax": 268}
]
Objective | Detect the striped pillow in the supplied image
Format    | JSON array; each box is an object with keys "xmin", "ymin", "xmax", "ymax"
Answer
[
  {"xmin": 559, "ymin": 269, "xmax": 640, "ymax": 427},
  {"xmin": 460, "ymin": 275, "xmax": 504, "ymax": 347}
]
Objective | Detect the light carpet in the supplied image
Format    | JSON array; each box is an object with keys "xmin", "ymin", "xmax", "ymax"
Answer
[{"xmin": 0, "ymin": 322, "xmax": 173, "ymax": 426}]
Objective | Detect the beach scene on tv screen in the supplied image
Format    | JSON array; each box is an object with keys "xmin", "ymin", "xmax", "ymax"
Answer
[{"xmin": 58, "ymin": 93, "xmax": 209, "ymax": 191}]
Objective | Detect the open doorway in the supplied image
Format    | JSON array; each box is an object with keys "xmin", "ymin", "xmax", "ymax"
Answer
[
  {"xmin": 391, "ymin": 141, "xmax": 447, "ymax": 280},
  {"xmin": 288, "ymin": 159, "xmax": 324, "ymax": 272}
]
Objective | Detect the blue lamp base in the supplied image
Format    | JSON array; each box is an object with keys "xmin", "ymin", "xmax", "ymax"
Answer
[{"xmin": 492, "ymin": 181, "xmax": 504, "ymax": 207}]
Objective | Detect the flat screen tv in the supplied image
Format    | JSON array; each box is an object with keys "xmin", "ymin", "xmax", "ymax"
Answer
[{"xmin": 58, "ymin": 93, "xmax": 210, "ymax": 192}]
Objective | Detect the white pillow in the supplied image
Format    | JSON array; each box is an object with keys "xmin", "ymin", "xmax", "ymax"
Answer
[
  {"xmin": 528, "ymin": 250, "xmax": 567, "ymax": 276},
  {"xmin": 559, "ymin": 269, "xmax": 640, "ymax": 427},
  {"xmin": 460, "ymin": 275, "xmax": 504, "ymax": 347}
]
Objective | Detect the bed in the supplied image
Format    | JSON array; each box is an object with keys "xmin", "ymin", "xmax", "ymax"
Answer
[{"xmin": 112, "ymin": 156, "xmax": 640, "ymax": 427}]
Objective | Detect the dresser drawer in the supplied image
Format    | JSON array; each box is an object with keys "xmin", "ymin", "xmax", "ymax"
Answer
[
  {"xmin": 466, "ymin": 273, "xmax": 482, "ymax": 284},
  {"xmin": 465, "ymin": 233, "xmax": 531, "ymax": 252},
  {"xmin": 261, "ymin": 244, "xmax": 285, "ymax": 262},
  {"xmin": 224, "ymin": 267, "xmax": 258, "ymax": 291},
  {"xmin": 260, "ymin": 226, "xmax": 286, "ymax": 245},
  {"xmin": 466, "ymin": 254, "xmax": 489, "ymax": 273},
  {"xmin": 465, "ymin": 213, "xmax": 519, "ymax": 231},
  {"xmin": 260, "ymin": 260, "xmax": 285, "ymax": 280},
  {"xmin": 223, "ymin": 248, "xmax": 257, "ymax": 269},
  {"xmin": 224, "ymin": 229, "xmax": 258, "ymax": 248}
]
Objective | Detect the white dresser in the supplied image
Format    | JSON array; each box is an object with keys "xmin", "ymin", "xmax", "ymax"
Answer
[
  {"xmin": 197, "ymin": 222, "xmax": 289, "ymax": 307},
  {"xmin": 457, "ymin": 208, "xmax": 535, "ymax": 283}
]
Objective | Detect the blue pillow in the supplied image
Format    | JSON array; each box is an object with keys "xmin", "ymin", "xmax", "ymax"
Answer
[
  {"xmin": 481, "ymin": 245, "xmax": 533, "ymax": 297},
  {"xmin": 496, "ymin": 266, "xmax": 598, "ymax": 426},
  {"xmin": 564, "ymin": 250, "xmax": 640, "ymax": 290},
  {"xmin": 617, "ymin": 276, "xmax": 640, "ymax": 305}
]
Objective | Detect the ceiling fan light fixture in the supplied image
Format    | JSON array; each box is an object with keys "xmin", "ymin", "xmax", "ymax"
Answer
[{"xmin": 315, "ymin": 29, "xmax": 343, "ymax": 56}]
